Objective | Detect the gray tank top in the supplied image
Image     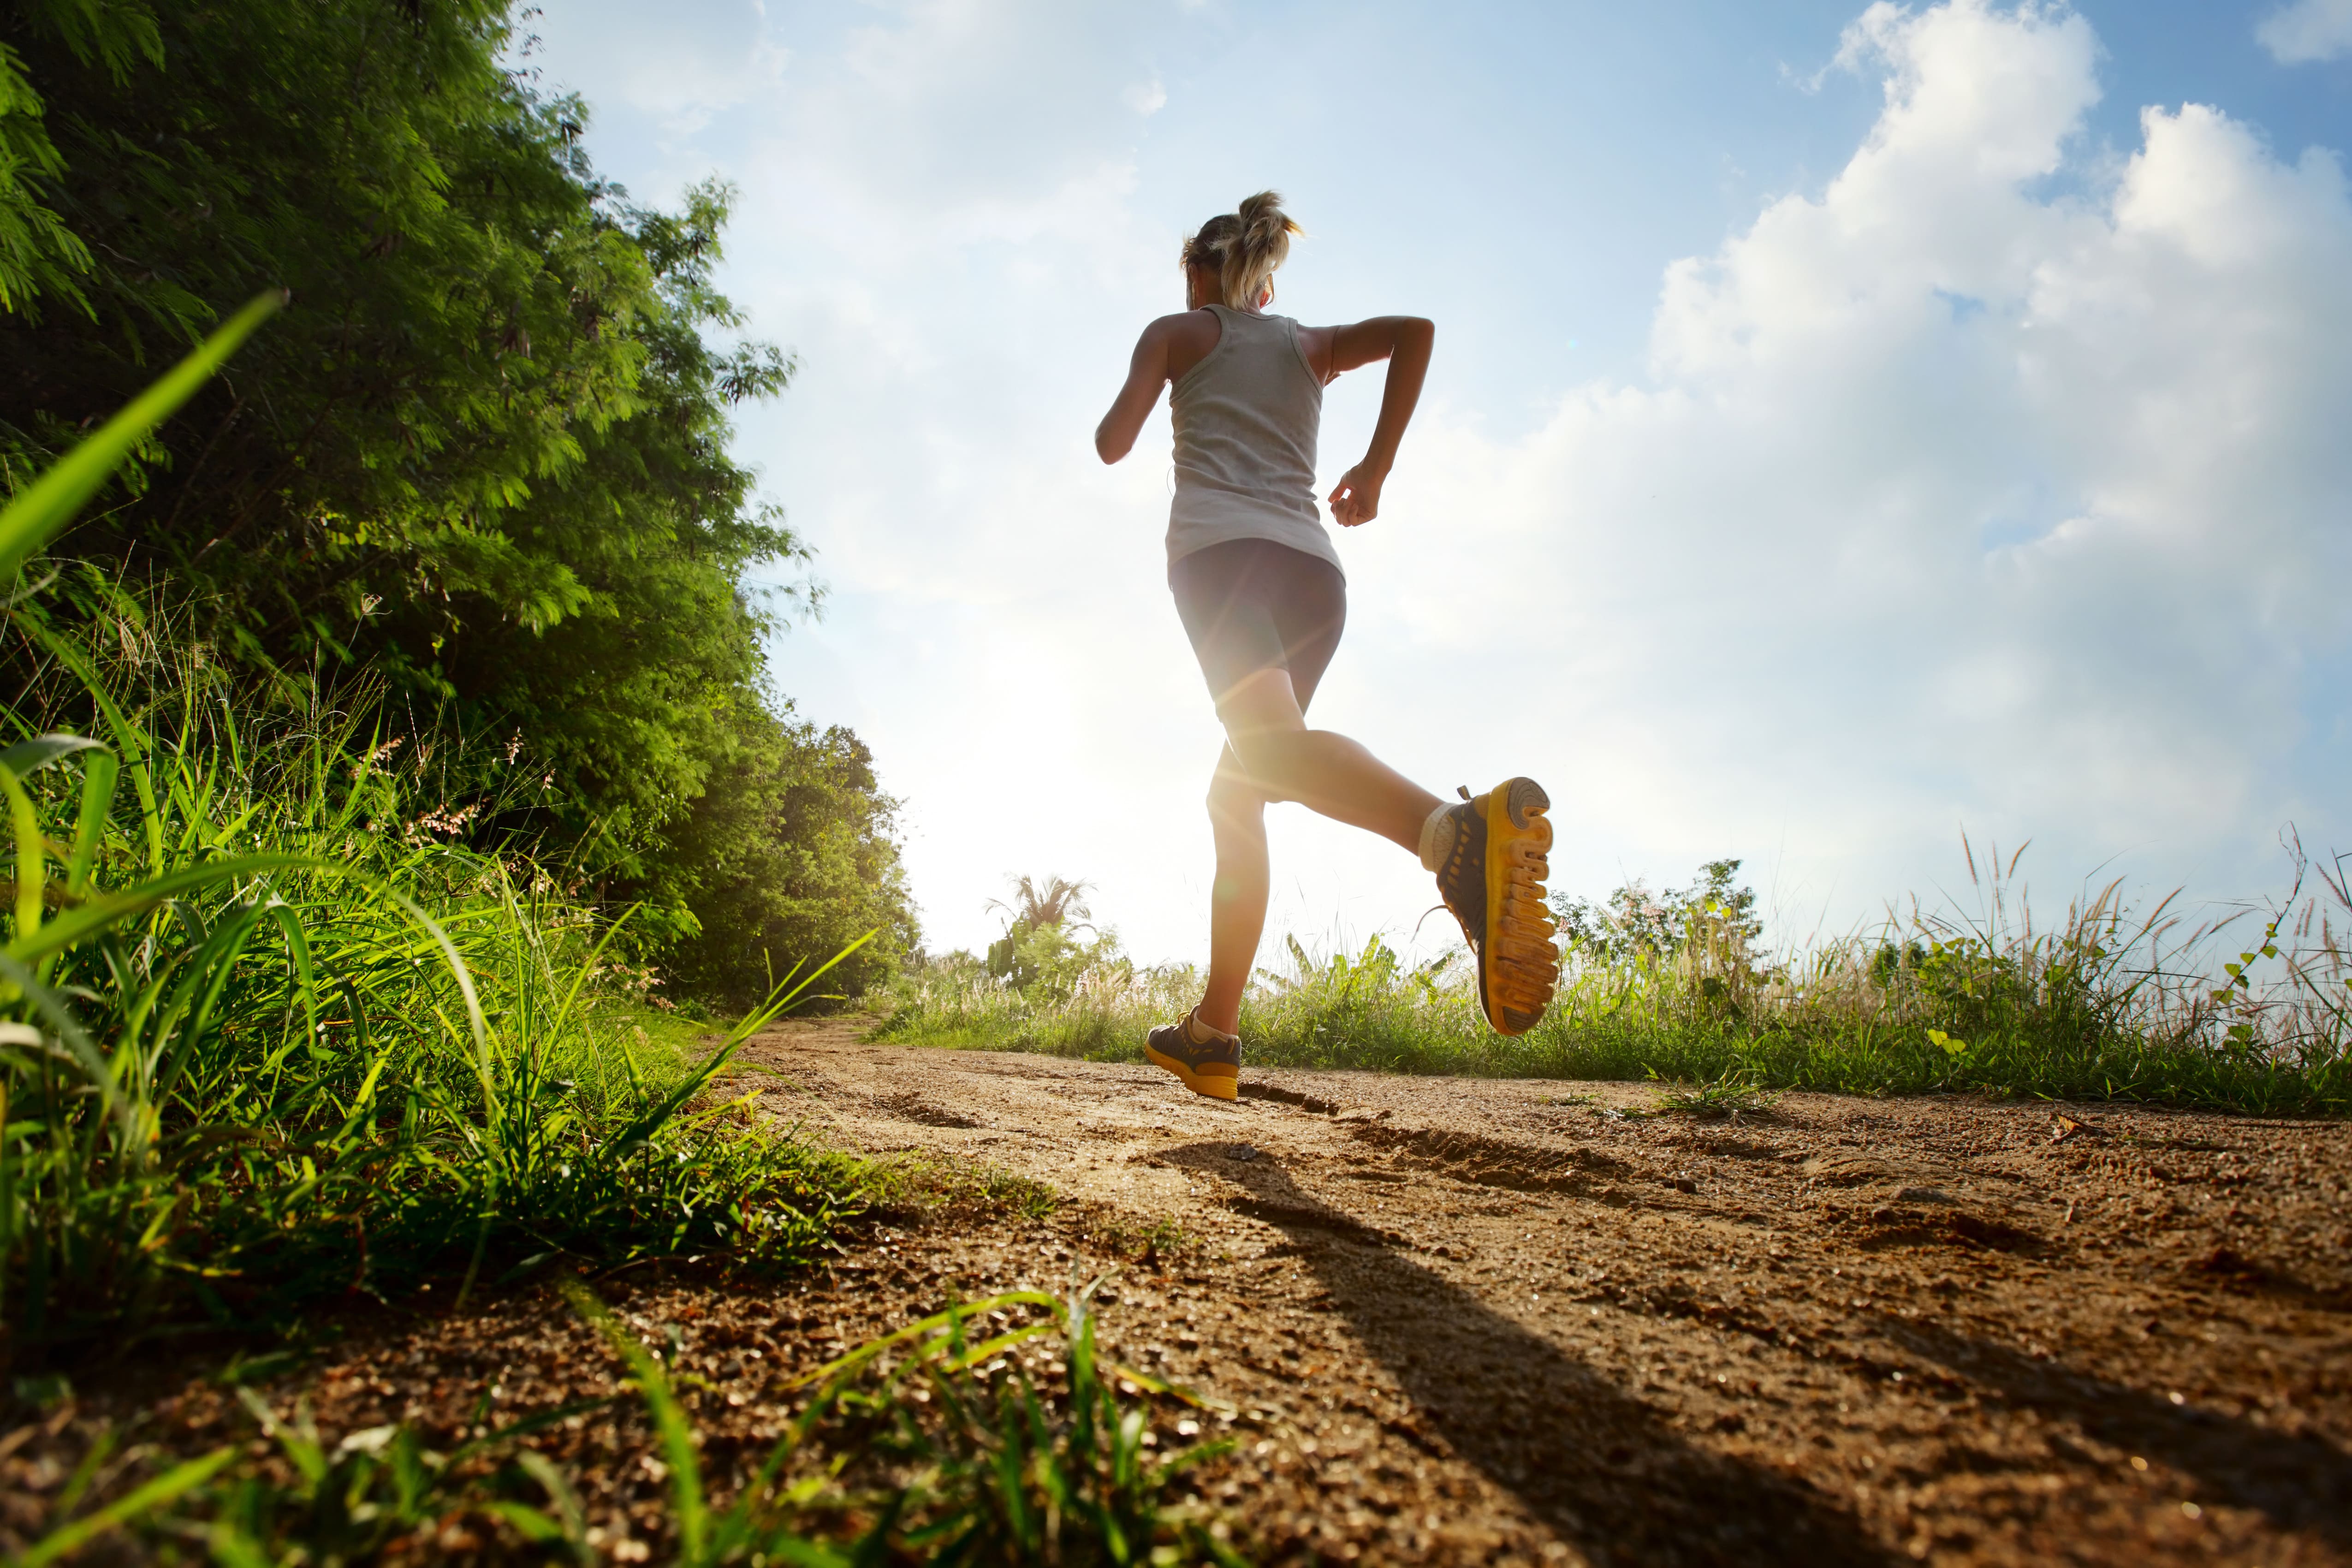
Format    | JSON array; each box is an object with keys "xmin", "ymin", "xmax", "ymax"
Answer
[{"xmin": 1166, "ymin": 305, "xmax": 1342, "ymax": 575}]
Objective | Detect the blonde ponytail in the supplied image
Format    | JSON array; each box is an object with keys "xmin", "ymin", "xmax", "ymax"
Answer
[{"xmin": 1181, "ymin": 190, "xmax": 1301, "ymax": 309}]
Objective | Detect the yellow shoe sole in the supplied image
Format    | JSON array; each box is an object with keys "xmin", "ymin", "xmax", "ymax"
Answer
[
  {"xmin": 1479, "ymin": 777, "xmax": 1559, "ymax": 1036},
  {"xmin": 1146, "ymin": 1043, "xmax": 1240, "ymax": 1100}
]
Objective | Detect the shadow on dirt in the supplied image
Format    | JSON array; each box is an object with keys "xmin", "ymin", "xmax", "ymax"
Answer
[
  {"xmin": 1160, "ymin": 1141, "xmax": 1892, "ymax": 1567},
  {"xmin": 1891, "ymin": 1319, "xmax": 2351, "ymax": 1547}
]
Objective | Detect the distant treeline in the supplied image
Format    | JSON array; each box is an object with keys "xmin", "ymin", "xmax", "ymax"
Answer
[{"xmin": 0, "ymin": 0, "xmax": 915, "ymax": 1006}]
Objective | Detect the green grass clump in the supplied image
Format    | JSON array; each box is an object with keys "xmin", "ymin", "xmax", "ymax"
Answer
[
  {"xmin": 1643, "ymin": 1067, "xmax": 1781, "ymax": 1119},
  {"xmin": 0, "ymin": 310, "xmax": 883, "ymax": 1353},
  {"xmin": 15, "ymin": 1278, "xmax": 1243, "ymax": 1566},
  {"xmin": 873, "ymin": 944, "xmax": 1200, "ymax": 1062},
  {"xmin": 0, "ymin": 601, "xmax": 879, "ymax": 1353},
  {"xmin": 883, "ymin": 864, "xmax": 2352, "ymax": 1116}
]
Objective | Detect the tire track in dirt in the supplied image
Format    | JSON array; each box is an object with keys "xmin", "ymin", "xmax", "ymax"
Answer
[{"xmin": 748, "ymin": 1021, "xmax": 2352, "ymax": 1567}]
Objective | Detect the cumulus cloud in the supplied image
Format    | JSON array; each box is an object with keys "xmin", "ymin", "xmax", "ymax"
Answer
[
  {"xmin": 1357, "ymin": 0, "xmax": 2352, "ymax": 929},
  {"xmin": 532, "ymin": 0, "xmax": 2352, "ymax": 959},
  {"xmin": 2257, "ymin": 0, "xmax": 2352, "ymax": 63},
  {"xmin": 529, "ymin": 0, "xmax": 789, "ymax": 132}
]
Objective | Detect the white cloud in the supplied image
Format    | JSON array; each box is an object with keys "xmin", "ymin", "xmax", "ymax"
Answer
[
  {"xmin": 2257, "ymin": 0, "xmax": 2352, "ymax": 63},
  {"xmin": 530, "ymin": 0, "xmax": 2352, "ymax": 963},
  {"xmin": 1360, "ymin": 0, "xmax": 2352, "ymax": 930},
  {"xmin": 1123, "ymin": 77, "xmax": 1168, "ymax": 115},
  {"xmin": 540, "ymin": 1, "xmax": 789, "ymax": 132}
]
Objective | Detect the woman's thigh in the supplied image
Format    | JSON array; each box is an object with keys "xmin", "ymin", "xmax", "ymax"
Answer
[
  {"xmin": 1269, "ymin": 552, "xmax": 1346, "ymax": 713},
  {"xmin": 1167, "ymin": 539, "xmax": 1347, "ymax": 712}
]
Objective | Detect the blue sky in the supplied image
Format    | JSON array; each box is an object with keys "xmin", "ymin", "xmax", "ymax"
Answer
[{"xmin": 521, "ymin": 0, "xmax": 2352, "ymax": 964}]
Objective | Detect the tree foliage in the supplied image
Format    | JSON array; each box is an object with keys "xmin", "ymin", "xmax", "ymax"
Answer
[
  {"xmin": 0, "ymin": 0, "xmax": 915, "ymax": 1002},
  {"xmin": 1552, "ymin": 858, "xmax": 1763, "ymax": 965},
  {"xmin": 983, "ymin": 874, "xmax": 1097, "ymax": 985},
  {"xmin": 656, "ymin": 712, "xmax": 919, "ymax": 1012}
]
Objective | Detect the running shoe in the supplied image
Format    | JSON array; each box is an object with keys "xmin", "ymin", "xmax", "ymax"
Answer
[
  {"xmin": 1146, "ymin": 1009, "xmax": 1241, "ymax": 1100},
  {"xmin": 1430, "ymin": 778, "xmax": 1560, "ymax": 1035}
]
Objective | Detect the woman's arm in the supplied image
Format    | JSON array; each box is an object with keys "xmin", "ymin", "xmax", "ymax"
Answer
[
  {"xmin": 1322, "ymin": 315, "xmax": 1434, "ymax": 527},
  {"xmin": 1095, "ymin": 320, "xmax": 1176, "ymax": 464}
]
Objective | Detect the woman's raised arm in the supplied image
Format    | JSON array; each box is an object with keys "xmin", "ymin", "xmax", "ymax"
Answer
[
  {"xmin": 1095, "ymin": 319, "xmax": 1177, "ymax": 464},
  {"xmin": 1324, "ymin": 315, "xmax": 1434, "ymax": 527}
]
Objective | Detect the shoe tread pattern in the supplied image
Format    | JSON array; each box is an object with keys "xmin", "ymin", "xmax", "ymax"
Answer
[{"xmin": 1483, "ymin": 777, "xmax": 1560, "ymax": 1035}]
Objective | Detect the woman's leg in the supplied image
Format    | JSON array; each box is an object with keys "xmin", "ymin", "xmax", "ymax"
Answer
[
  {"xmin": 1170, "ymin": 540, "xmax": 1445, "ymax": 1039},
  {"xmin": 1198, "ymin": 746, "xmax": 1269, "ymax": 1036},
  {"xmin": 1217, "ymin": 666, "xmax": 1443, "ymax": 852},
  {"xmin": 1192, "ymin": 669, "xmax": 1439, "ymax": 1035}
]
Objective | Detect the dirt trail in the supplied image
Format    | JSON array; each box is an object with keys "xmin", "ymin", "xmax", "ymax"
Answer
[{"xmin": 745, "ymin": 1022, "xmax": 2351, "ymax": 1566}]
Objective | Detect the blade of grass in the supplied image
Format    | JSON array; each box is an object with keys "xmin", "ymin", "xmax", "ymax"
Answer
[
  {"xmin": 561, "ymin": 1276, "xmax": 709, "ymax": 1560},
  {"xmin": 783, "ymin": 1290, "xmax": 1057, "ymax": 1391},
  {"xmin": 65, "ymin": 748, "xmax": 118, "ymax": 897},
  {"xmin": 14, "ymin": 1447, "xmax": 235, "ymax": 1568},
  {"xmin": 0, "ymin": 763, "xmax": 46, "ymax": 948},
  {"xmin": 0, "ymin": 291, "xmax": 282, "ymax": 583},
  {"xmin": 608, "ymin": 930, "xmax": 878, "ymax": 1153}
]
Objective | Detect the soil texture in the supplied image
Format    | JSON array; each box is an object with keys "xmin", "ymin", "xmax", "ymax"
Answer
[
  {"xmin": 745, "ymin": 1024, "xmax": 2350, "ymax": 1565},
  {"xmin": 15, "ymin": 1022, "xmax": 2347, "ymax": 1566}
]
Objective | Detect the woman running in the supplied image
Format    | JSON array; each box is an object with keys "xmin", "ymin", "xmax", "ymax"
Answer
[{"xmin": 1094, "ymin": 191, "xmax": 1561, "ymax": 1100}]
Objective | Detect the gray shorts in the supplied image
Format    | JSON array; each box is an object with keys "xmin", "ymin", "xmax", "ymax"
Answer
[{"xmin": 1167, "ymin": 538, "xmax": 1347, "ymax": 710}]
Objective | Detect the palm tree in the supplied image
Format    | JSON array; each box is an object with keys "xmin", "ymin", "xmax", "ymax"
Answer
[{"xmin": 986, "ymin": 874, "xmax": 1096, "ymax": 936}]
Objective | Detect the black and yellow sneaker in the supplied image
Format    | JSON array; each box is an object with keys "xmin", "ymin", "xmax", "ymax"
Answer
[
  {"xmin": 1146, "ymin": 1009, "xmax": 1241, "ymax": 1100},
  {"xmin": 1429, "ymin": 778, "xmax": 1560, "ymax": 1035}
]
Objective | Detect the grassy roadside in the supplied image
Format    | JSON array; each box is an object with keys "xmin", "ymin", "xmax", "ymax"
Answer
[
  {"xmin": 0, "ymin": 592, "xmax": 886, "ymax": 1345},
  {"xmin": 0, "ymin": 616, "xmax": 1220, "ymax": 1559},
  {"xmin": 0, "ymin": 300, "xmax": 869, "ymax": 1354},
  {"xmin": 877, "ymin": 864, "xmax": 2352, "ymax": 1117},
  {"xmin": 0, "ymin": 327, "xmax": 1243, "ymax": 1563}
]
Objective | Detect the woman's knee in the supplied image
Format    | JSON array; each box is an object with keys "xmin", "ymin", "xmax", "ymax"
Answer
[
  {"xmin": 1216, "ymin": 669, "xmax": 1306, "ymax": 780},
  {"xmin": 1228, "ymin": 727, "xmax": 1307, "ymax": 788},
  {"xmin": 1206, "ymin": 771, "xmax": 1266, "ymax": 833}
]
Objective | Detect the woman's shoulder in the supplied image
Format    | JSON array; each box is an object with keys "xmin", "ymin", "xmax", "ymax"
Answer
[
  {"xmin": 1141, "ymin": 308, "xmax": 1223, "ymax": 348},
  {"xmin": 1158, "ymin": 307, "xmax": 1225, "ymax": 383}
]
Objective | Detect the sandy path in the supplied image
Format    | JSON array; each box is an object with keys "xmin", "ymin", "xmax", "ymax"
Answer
[{"xmin": 743, "ymin": 1021, "xmax": 2351, "ymax": 1566}]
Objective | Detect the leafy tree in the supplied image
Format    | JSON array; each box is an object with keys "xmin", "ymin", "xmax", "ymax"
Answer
[
  {"xmin": 0, "ymin": 0, "xmax": 915, "ymax": 1000},
  {"xmin": 4, "ymin": 0, "xmax": 682, "ymax": 661},
  {"xmin": 1553, "ymin": 858, "xmax": 1763, "ymax": 964},
  {"xmin": 655, "ymin": 711, "xmax": 918, "ymax": 1012},
  {"xmin": 0, "ymin": 1, "xmax": 160, "ymax": 317},
  {"xmin": 984, "ymin": 875, "xmax": 1096, "ymax": 983}
]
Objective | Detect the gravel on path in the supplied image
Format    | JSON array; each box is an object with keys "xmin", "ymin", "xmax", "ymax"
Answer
[
  {"xmin": 27, "ymin": 1022, "xmax": 2343, "ymax": 1566},
  {"xmin": 745, "ymin": 1021, "xmax": 2352, "ymax": 1566}
]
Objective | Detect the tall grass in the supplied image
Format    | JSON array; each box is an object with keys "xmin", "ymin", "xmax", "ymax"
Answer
[
  {"xmin": 878, "ymin": 945, "xmax": 1203, "ymax": 1062},
  {"xmin": 1, "ymin": 291, "xmax": 1245, "ymax": 1568},
  {"xmin": 882, "ymin": 850, "xmax": 2352, "ymax": 1115},
  {"xmin": 0, "ymin": 303, "xmax": 876, "ymax": 1359},
  {"xmin": 0, "ymin": 598, "xmax": 880, "ymax": 1352}
]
